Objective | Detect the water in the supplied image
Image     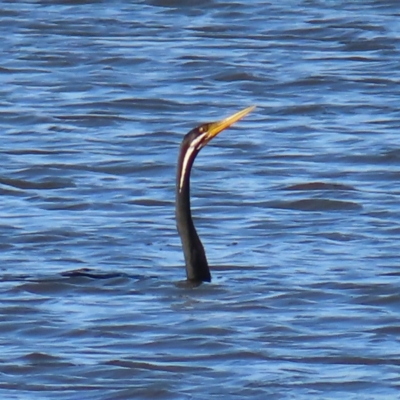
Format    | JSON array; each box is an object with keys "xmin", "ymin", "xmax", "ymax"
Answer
[{"xmin": 1, "ymin": 1, "xmax": 400, "ymax": 399}]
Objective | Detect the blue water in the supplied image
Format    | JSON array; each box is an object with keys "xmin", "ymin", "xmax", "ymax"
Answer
[{"xmin": 1, "ymin": 1, "xmax": 400, "ymax": 399}]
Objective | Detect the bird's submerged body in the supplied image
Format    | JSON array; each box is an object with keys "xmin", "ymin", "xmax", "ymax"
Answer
[{"xmin": 175, "ymin": 106, "xmax": 255, "ymax": 284}]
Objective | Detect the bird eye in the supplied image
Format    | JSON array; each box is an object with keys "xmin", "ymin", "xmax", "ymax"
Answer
[{"xmin": 199, "ymin": 127, "xmax": 204, "ymax": 133}]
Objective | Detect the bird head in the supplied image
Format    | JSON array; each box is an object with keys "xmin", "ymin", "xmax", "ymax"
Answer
[{"xmin": 178, "ymin": 106, "xmax": 255, "ymax": 192}]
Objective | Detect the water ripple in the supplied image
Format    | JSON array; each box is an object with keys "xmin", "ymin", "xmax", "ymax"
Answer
[{"xmin": 1, "ymin": 0, "xmax": 400, "ymax": 399}]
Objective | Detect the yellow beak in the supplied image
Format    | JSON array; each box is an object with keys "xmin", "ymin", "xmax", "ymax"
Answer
[{"xmin": 206, "ymin": 105, "xmax": 255, "ymax": 141}]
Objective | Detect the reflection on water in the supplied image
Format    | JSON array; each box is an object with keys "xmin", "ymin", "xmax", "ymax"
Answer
[{"xmin": 1, "ymin": 1, "xmax": 400, "ymax": 399}]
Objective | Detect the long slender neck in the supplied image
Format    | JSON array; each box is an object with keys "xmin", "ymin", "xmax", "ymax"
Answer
[{"xmin": 176, "ymin": 144, "xmax": 211, "ymax": 282}]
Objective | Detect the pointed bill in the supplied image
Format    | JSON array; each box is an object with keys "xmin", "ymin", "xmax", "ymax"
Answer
[{"xmin": 205, "ymin": 105, "xmax": 256, "ymax": 141}]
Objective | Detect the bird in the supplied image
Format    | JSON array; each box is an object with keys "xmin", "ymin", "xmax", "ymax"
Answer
[{"xmin": 176, "ymin": 106, "xmax": 255, "ymax": 284}]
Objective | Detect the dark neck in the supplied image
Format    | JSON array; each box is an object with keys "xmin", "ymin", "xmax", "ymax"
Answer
[{"xmin": 176, "ymin": 148, "xmax": 211, "ymax": 283}]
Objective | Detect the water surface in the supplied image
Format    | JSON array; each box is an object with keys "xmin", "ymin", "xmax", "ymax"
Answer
[{"xmin": 1, "ymin": 1, "xmax": 400, "ymax": 399}]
